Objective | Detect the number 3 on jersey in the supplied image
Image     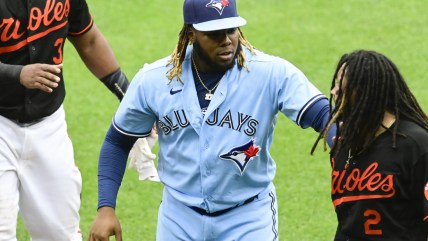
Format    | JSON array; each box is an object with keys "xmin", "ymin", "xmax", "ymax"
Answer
[
  {"xmin": 53, "ymin": 38, "xmax": 64, "ymax": 64},
  {"xmin": 364, "ymin": 209, "xmax": 382, "ymax": 235}
]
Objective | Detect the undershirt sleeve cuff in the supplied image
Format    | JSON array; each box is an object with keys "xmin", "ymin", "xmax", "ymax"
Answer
[
  {"xmin": 0, "ymin": 63, "xmax": 23, "ymax": 83},
  {"xmin": 299, "ymin": 97, "xmax": 329, "ymax": 132},
  {"xmin": 299, "ymin": 97, "xmax": 336, "ymax": 147}
]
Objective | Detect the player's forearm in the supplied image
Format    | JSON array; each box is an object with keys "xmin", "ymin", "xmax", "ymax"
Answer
[
  {"xmin": 80, "ymin": 39, "xmax": 119, "ymax": 79},
  {"xmin": 98, "ymin": 124, "xmax": 138, "ymax": 209},
  {"xmin": 69, "ymin": 24, "xmax": 120, "ymax": 79},
  {"xmin": 71, "ymin": 25, "xmax": 129, "ymax": 100}
]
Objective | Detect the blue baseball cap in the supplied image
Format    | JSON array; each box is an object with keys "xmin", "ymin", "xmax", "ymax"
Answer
[{"xmin": 183, "ymin": 0, "xmax": 247, "ymax": 31}]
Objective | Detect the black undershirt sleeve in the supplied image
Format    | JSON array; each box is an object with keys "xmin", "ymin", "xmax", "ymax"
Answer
[{"xmin": 0, "ymin": 62, "xmax": 23, "ymax": 84}]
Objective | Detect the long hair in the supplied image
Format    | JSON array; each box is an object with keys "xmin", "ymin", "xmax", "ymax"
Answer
[
  {"xmin": 311, "ymin": 50, "xmax": 428, "ymax": 157},
  {"xmin": 166, "ymin": 24, "xmax": 255, "ymax": 83}
]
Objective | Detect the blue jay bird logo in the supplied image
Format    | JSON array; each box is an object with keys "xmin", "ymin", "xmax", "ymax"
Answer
[
  {"xmin": 220, "ymin": 139, "xmax": 260, "ymax": 174},
  {"xmin": 206, "ymin": 0, "xmax": 229, "ymax": 15}
]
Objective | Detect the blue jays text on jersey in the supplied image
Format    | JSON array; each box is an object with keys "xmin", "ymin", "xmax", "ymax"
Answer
[{"xmin": 158, "ymin": 108, "xmax": 258, "ymax": 136}]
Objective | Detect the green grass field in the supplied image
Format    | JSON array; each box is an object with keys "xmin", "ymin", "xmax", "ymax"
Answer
[{"xmin": 17, "ymin": 0, "xmax": 428, "ymax": 240}]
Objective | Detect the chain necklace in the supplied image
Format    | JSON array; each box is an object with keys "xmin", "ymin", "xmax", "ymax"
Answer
[
  {"xmin": 343, "ymin": 117, "xmax": 396, "ymax": 169},
  {"xmin": 345, "ymin": 149, "xmax": 353, "ymax": 169},
  {"xmin": 191, "ymin": 55, "xmax": 221, "ymax": 101}
]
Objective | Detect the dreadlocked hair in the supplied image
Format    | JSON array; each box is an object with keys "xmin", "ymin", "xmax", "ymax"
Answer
[
  {"xmin": 311, "ymin": 50, "xmax": 428, "ymax": 157},
  {"xmin": 166, "ymin": 24, "xmax": 256, "ymax": 83},
  {"xmin": 310, "ymin": 54, "xmax": 349, "ymax": 155}
]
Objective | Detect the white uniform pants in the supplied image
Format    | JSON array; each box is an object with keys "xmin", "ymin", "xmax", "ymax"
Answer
[{"xmin": 0, "ymin": 106, "xmax": 82, "ymax": 241}]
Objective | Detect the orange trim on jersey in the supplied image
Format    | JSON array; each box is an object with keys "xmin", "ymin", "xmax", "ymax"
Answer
[
  {"xmin": 333, "ymin": 193, "xmax": 395, "ymax": 208},
  {"xmin": 68, "ymin": 18, "xmax": 93, "ymax": 36},
  {"xmin": 0, "ymin": 39, "xmax": 28, "ymax": 54},
  {"xmin": 0, "ymin": 21, "xmax": 68, "ymax": 54},
  {"xmin": 27, "ymin": 21, "xmax": 68, "ymax": 42}
]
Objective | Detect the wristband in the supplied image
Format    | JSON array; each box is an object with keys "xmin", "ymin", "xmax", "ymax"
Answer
[{"xmin": 100, "ymin": 68, "xmax": 129, "ymax": 101}]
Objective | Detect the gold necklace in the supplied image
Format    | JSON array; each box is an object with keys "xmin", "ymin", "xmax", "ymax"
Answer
[{"xmin": 191, "ymin": 55, "xmax": 221, "ymax": 101}]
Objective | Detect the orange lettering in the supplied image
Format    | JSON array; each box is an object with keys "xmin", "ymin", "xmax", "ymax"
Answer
[
  {"xmin": 53, "ymin": 38, "xmax": 64, "ymax": 64},
  {"xmin": 364, "ymin": 209, "xmax": 383, "ymax": 235},
  {"xmin": 28, "ymin": 0, "xmax": 70, "ymax": 31},
  {"xmin": 43, "ymin": 0, "xmax": 56, "ymax": 26},
  {"xmin": 344, "ymin": 168, "xmax": 360, "ymax": 191},
  {"xmin": 0, "ymin": 0, "xmax": 70, "ymax": 54},
  {"xmin": 0, "ymin": 18, "xmax": 25, "ymax": 41},
  {"xmin": 29, "ymin": 7, "xmax": 42, "ymax": 31},
  {"xmin": 332, "ymin": 169, "xmax": 347, "ymax": 194},
  {"xmin": 331, "ymin": 161, "xmax": 395, "ymax": 206}
]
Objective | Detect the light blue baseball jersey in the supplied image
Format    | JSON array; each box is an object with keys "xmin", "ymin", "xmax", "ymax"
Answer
[{"xmin": 114, "ymin": 45, "xmax": 324, "ymax": 212}]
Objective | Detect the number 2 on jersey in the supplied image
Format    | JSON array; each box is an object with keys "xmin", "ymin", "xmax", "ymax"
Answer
[{"xmin": 364, "ymin": 209, "xmax": 382, "ymax": 235}]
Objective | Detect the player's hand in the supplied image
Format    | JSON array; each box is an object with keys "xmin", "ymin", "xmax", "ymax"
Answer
[
  {"xmin": 150, "ymin": 125, "xmax": 158, "ymax": 139},
  {"xmin": 87, "ymin": 206, "xmax": 123, "ymax": 241},
  {"xmin": 20, "ymin": 63, "xmax": 62, "ymax": 93}
]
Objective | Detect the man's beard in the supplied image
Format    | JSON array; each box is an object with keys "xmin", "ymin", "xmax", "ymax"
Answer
[{"xmin": 192, "ymin": 41, "xmax": 241, "ymax": 72}]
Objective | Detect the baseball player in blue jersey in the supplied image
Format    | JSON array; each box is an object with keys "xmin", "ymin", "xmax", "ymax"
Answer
[{"xmin": 88, "ymin": 0, "xmax": 333, "ymax": 240}]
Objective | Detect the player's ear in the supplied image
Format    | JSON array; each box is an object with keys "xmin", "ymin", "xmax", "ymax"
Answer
[{"xmin": 188, "ymin": 27, "xmax": 196, "ymax": 43}]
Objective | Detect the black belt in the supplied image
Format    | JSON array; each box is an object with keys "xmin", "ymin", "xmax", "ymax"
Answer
[{"xmin": 189, "ymin": 195, "xmax": 258, "ymax": 217}]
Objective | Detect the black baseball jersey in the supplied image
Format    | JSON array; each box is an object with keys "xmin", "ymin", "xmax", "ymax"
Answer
[
  {"xmin": 331, "ymin": 120, "xmax": 428, "ymax": 241},
  {"xmin": 0, "ymin": 0, "xmax": 93, "ymax": 122}
]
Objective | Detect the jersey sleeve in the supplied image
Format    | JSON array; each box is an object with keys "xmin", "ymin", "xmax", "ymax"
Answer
[
  {"xmin": 276, "ymin": 58, "xmax": 326, "ymax": 125},
  {"xmin": 113, "ymin": 66, "xmax": 157, "ymax": 137},
  {"xmin": 67, "ymin": 0, "xmax": 93, "ymax": 36}
]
